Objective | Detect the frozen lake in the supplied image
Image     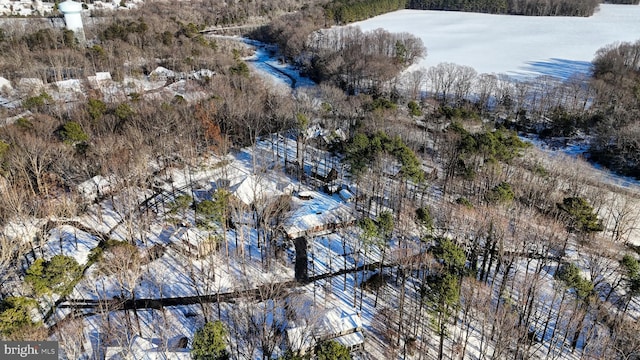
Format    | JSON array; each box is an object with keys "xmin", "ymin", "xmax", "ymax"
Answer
[{"xmin": 354, "ymin": 4, "xmax": 640, "ymax": 79}]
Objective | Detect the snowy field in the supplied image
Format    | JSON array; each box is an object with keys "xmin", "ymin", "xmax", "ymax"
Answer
[{"xmin": 354, "ymin": 4, "xmax": 640, "ymax": 79}]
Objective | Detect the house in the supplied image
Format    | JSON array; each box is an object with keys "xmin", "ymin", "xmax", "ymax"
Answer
[
  {"xmin": 338, "ymin": 189, "xmax": 354, "ymax": 203},
  {"xmin": 229, "ymin": 174, "xmax": 281, "ymax": 207},
  {"xmin": 87, "ymin": 72, "xmax": 112, "ymax": 88},
  {"xmin": 286, "ymin": 307, "xmax": 364, "ymax": 356},
  {"xmin": 191, "ymin": 69, "xmax": 215, "ymax": 81},
  {"xmin": 104, "ymin": 335, "xmax": 191, "ymax": 360},
  {"xmin": 17, "ymin": 78, "xmax": 45, "ymax": 95},
  {"xmin": 52, "ymin": 79, "xmax": 84, "ymax": 102},
  {"xmin": 283, "ymin": 191, "xmax": 355, "ymax": 239},
  {"xmin": 0, "ymin": 76, "xmax": 12, "ymax": 92},
  {"xmin": 149, "ymin": 66, "xmax": 175, "ymax": 81},
  {"xmin": 316, "ymin": 308, "xmax": 364, "ymax": 351},
  {"xmin": 77, "ymin": 175, "xmax": 116, "ymax": 201}
]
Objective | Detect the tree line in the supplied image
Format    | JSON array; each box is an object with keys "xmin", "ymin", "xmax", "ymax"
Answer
[
  {"xmin": 588, "ymin": 39, "xmax": 640, "ymax": 179},
  {"xmin": 325, "ymin": 0, "xmax": 408, "ymax": 24},
  {"xmin": 321, "ymin": 0, "xmax": 605, "ymax": 22},
  {"xmin": 408, "ymin": 0, "xmax": 600, "ymax": 16}
]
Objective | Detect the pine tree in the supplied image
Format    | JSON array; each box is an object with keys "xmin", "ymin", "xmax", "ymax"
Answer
[{"xmin": 191, "ymin": 321, "xmax": 229, "ymax": 360}]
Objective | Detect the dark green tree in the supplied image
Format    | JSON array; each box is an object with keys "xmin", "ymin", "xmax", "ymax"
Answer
[
  {"xmin": 555, "ymin": 263, "xmax": 593, "ymax": 301},
  {"xmin": 427, "ymin": 238, "xmax": 466, "ymax": 360},
  {"xmin": 229, "ymin": 61, "xmax": 250, "ymax": 77},
  {"xmin": 554, "ymin": 262, "xmax": 594, "ymax": 350},
  {"xmin": 25, "ymin": 255, "xmax": 83, "ymax": 296},
  {"xmin": 0, "ymin": 297, "xmax": 43, "ymax": 340},
  {"xmin": 316, "ymin": 340, "xmax": 351, "ymax": 360},
  {"xmin": 558, "ymin": 197, "xmax": 604, "ymax": 233},
  {"xmin": 87, "ymin": 98, "xmax": 107, "ymax": 121},
  {"xmin": 619, "ymin": 255, "xmax": 640, "ymax": 315},
  {"xmin": 169, "ymin": 194, "xmax": 193, "ymax": 215},
  {"xmin": 486, "ymin": 181, "xmax": 514, "ymax": 204},
  {"xmin": 416, "ymin": 206, "xmax": 434, "ymax": 234},
  {"xmin": 191, "ymin": 321, "xmax": 229, "ymax": 360},
  {"xmin": 22, "ymin": 93, "xmax": 52, "ymax": 112},
  {"xmin": 408, "ymin": 100, "xmax": 422, "ymax": 116},
  {"xmin": 114, "ymin": 103, "xmax": 134, "ymax": 121},
  {"xmin": 60, "ymin": 121, "xmax": 89, "ymax": 145}
]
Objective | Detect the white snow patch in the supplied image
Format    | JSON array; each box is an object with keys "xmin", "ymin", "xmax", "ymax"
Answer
[{"xmin": 354, "ymin": 4, "xmax": 640, "ymax": 79}]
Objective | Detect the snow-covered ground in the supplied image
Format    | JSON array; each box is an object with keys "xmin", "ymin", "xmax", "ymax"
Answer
[
  {"xmin": 243, "ymin": 39, "xmax": 317, "ymax": 90},
  {"xmin": 0, "ymin": 0, "xmax": 143, "ymax": 16},
  {"xmin": 354, "ymin": 4, "xmax": 640, "ymax": 79}
]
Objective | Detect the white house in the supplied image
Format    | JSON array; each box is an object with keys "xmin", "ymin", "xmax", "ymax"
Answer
[
  {"xmin": 283, "ymin": 191, "xmax": 355, "ymax": 239},
  {"xmin": 287, "ymin": 307, "xmax": 364, "ymax": 355},
  {"xmin": 0, "ymin": 77, "xmax": 12, "ymax": 92},
  {"xmin": 104, "ymin": 336, "xmax": 191, "ymax": 360}
]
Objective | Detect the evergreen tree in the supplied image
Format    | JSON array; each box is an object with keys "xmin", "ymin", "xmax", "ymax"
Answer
[
  {"xmin": 316, "ymin": 340, "xmax": 351, "ymax": 360},
  {"xmin": 191, "ymin": 321, "xmax": 229, "ymax": 360},
  {"xmin": 25, "ymin": 255, "xmax": 83, "ymax": 296},
  {"xmin": 426, "ymin": 238, "xmax": 466, "ymax": 360},
  {"xmin": 558, "ymin": 197, "xmax": 604, "ymax": 233}
]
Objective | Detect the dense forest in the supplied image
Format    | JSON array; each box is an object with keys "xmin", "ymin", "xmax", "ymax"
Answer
[
  {"xmin": 323, "ymin": 0, "xmax": 603, "ymax": 22},
  {"xmin": 407, "ymin": 0, "xmax": 600, "ymax": 16},
  {"xmin": 588, "ymin": 40, "xmax": 640, "ymax": 178}
]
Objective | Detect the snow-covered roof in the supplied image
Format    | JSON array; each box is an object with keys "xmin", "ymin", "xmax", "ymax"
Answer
[
  {"xmin": 88, "ymin": 72, "xmax": 113, "ymax": 88},
  {"xmin": 305, "ymin": 124, "xmax": 323, "ymax": 139},
  {"xmin": 55, "ymin": 79, "xmax": 83, "ymax": 91},
  {"xmin": 192, "ymin": 69, "xmax": 215, "ymax": 81},
  {"xmin": 288, "ymin": 307, "xmax": 363, "ymax": 353},
  {"xmin": 45, "ymin": 225, "xmax": 100, "ymax": 266},
  {"xmin": 318, "ymin": 308, "xmax": 362, "ymax": 337},
  {"xmin": 339, "ymin": 189, "xmax": 354, "ymax": 202},
  {"xmin": 286, "ymin": 326, "xmax": 314, "ymax": 354},
  {"xmin": 304, "ymin": 125, "xmax": 348, "ymax": 145},
  {"xmin": 326, "ymin": 128, "xmax": 347, "ymax": 143},
  {"xmin": 230, "ymin": 174, "xmax": 281, "ymax": 206},
  {"xmin": 0, "ymin": 77, "xmax": 12, "ymax": 91},
  {"xmin": 284, "ymin": 191, "xmax": 355, "ymax": 238},
  {"xmin": 77, "ymin": 175, "xmax": 115, "ymax": 201},
  {"xmin": 165, "ymin": 80, "xmax": 208, "ymax": 103},
  {"xmin": 333, "ymin": 331, "xmax": 365, "ymax": 349},
  {"xmin": 50, "ymin": 79, "xmax": 85, "ymax": 102},
  {"xmin": 150, "ymin": 66, "xmax": 175, "ymax": 79},
  {"xmin": 106, "ymin": 336, "xmax": 191, "ymax": 360},
  {"xmin": 96, "ymin": 72, "xmax": 112, "ymax": 81},
  {"xmin": 17, "ymin": 78, "xmax": 44, "ymax": 92},
  {"xmin": 123, "ymin": 76, "xmax": 165, "ymax": 93}
]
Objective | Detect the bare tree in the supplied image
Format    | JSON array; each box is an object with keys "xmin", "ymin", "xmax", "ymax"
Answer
[
  {"xmin": 56, "ymin": 314, "xmax": 86, "ymax": 360},
  {"xmin": 404, "ymin": 67, "xmax": 427, "ymax": 101},
  {"xmin": 0, "ymin": 235, "xmax": 28, "ymax": 297}
]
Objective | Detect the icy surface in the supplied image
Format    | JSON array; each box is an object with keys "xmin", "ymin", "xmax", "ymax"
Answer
[{"xmin": 354, "ymin": 4, "xmax": 640, "ymax": 79}]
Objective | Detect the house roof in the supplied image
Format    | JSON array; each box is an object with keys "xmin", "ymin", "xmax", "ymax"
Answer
[
  {"xmin": 230, "ymin": 174, "xmax": 280, "ymax": 206},
  {"xmin": 287, "ymin": 307, "xmax": 364, "ymax": 352},
  {"xmin": 284, "ymin": 191, "xmax": 355, "ymax": 238},
  {"xmin": 77, "ymin": 175, "xmax": 114, "ymax": 201},
  {"xmin": 105, "ymin": 336, "xmax": 192, "ymax": 360},
  {"xmin": 318, "ymin": 308, "xmax": 362, "ymax": 337},
  {"xmin": 150, "ymin": 66, "xmax": 175, "ymax": 79},
  {"xmin": 0, "ymin": 77, "xmax": 12, "ymax": 90}
]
